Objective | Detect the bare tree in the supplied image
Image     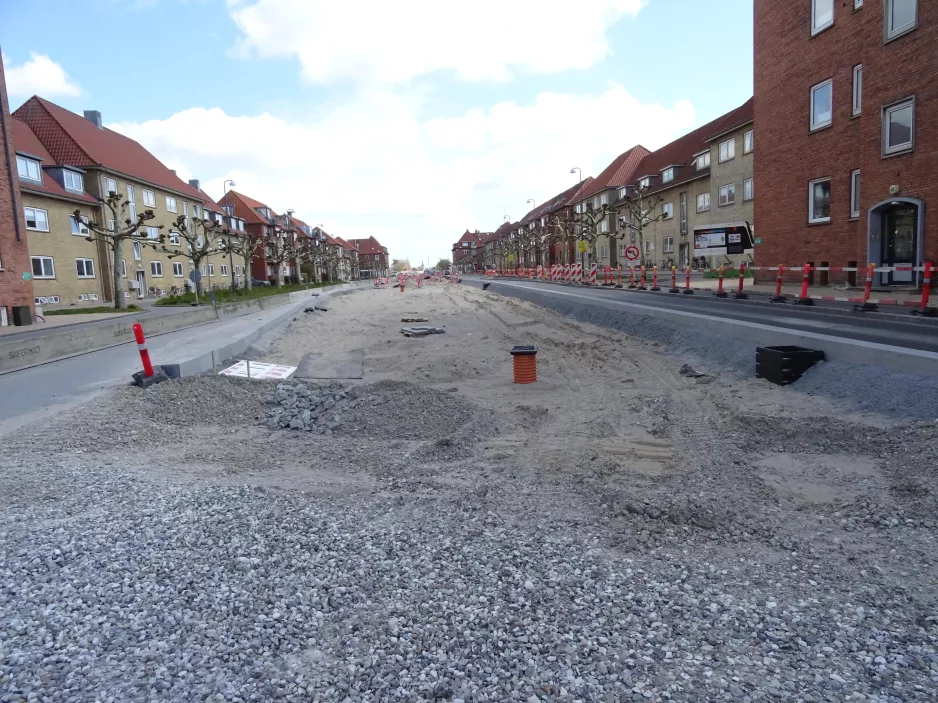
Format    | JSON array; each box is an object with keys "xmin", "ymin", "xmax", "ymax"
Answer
[
  {"xmin": 264, "ymin": 226, "xmax": 300, "ymax": 287},
  {"xmin": 616, "ymin": 184, "xmax": 666, "ymax": 267},
  {"xmin": 572, "ymin": 203, "xmax": 616, "ymax": 271},
  {"xmin": 224, "ymin": 228, "xmax": 264, "ymax": 291},
  {"xmin": 157, "ymin": 215, "xmax": 226, "ymax": 301},
  {"xmin": 76, "ymin": 192, "xmax": 159, "ymax": 310},
  {"xmin": 546, "ymin": 213, "xmax": 577, "ymax": 267}
]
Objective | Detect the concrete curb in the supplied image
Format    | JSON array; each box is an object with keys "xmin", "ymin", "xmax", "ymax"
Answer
[
  {"xmin": 0, "ymin": 283, "xmax": 365, "ymax": 376},
  {"xmin": 471, "ymin": 279, "xmax": 938, "ymax": 378},
  {"xmin": 159, "ymin": 284, "xmax": 359, "ymax": 379}
]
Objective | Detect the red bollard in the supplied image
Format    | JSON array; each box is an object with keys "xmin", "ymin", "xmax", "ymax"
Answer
[
  {"xmin": 651, "ymin": 265, "xmax": 660, "ymax": 291},
  {"xmin": 628, "ymin": 266, "xmax": 636, "ymax": 288},
  {"xmin": 770, "ymin": 264, "xmax": 787, "ymax": 303},
  {"xmin": 793, "ymin": 263, "xmax": 815, "ymax": 306},
  {"xmin": 616, "ymin": 264, "xmax": 622, "ymax": 288},
  {"xmin": 734, "ymin": 261, "xmax": 749, "ymax": 299},
  {"xmin": 132, "ymin": 323, "xmax": 154, "ymax": 378},
  {"xmin": 911, "ymin": 261, "xmax": 935, "ymax": 317},
  {"xmin": 684, "ymin": 266, "xmax": 694, "ymax": 295},
  {"xmin": 669, "ymin": 266, "xmax": 679, "ymax": 293},
  {"xmin": 714, "ymin": 264, "xmax": 728, "ymax": 298},
  {"xmin": 638, "ymin": 265, "xmax": 647, "ymax": 290}
]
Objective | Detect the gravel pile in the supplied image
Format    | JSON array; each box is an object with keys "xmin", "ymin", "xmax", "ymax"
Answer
[
  {"xmin": 258, "ymin": 382, "xmax": 368, "ymax": 434},
  {"xmin": 3, "ymin": 468, "xmax": 937, "ymax": 702}
]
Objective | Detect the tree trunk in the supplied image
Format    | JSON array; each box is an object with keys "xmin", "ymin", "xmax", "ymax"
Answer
[
  {"xmin": 112, "ymin": 239, "xmax": 125, "ymax": 310},
  {"xmin": 244, "ymin": 252, "xmax": 253, "ymax": 290}
]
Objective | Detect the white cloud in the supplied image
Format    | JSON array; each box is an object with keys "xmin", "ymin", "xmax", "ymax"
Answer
[
  {"xmin": 226, "ymin": 0, "xmax": 647, "ymax": 85},
  {"xmin": 3, "ymin": 52, "xmax": 82, "ymax": 99},
  {"xmin": 108, "ymin": 84, "xmax": 694, "ymax": 264}
]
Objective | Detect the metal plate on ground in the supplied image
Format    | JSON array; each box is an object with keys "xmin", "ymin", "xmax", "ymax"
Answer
[
  {"xmin": 219, "ymin": 360, "xmax": 297, "ymax": 380},
  {"xmin": 295, "ymin": 350, "xmax": 364, "ymax": 379}
]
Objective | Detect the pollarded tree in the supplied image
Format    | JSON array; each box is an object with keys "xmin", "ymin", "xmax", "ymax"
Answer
[
  {"xmin": 224, "ymin": 228, "xmax": 265, "ymax": 291},
  {"xmin": 546, "ymin": 213, "xmax": 577, "ymax": 266},
  {"xmin": 158, "ymin": 214, "xmax": 227, "ymax": 300},
  {"xmin": 573, "ymin": 203, "xmax": 616, "ymax": 271},
  {"xmin": 617, "ymin": 184, "xmax": 666, "ymax": 267},
  {"xmin": 266, "ymin": 226, "xmax": 300, "ymax": 287},
  {"xmin": 76, "ymin": 192, "xmax": 159, "ymax": 310}
]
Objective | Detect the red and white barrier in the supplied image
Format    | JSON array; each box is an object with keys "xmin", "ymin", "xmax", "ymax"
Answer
[
  {"xmin": 132, "ymin": 323, "xmax": 154, "ymax": 378},
  {"xmin": 574, "ymin": 263, "xmax": 583, "ymax": 283},
  {"xmin": 589, "ymin": 263, "xmax": 597, "ymax": 285}
]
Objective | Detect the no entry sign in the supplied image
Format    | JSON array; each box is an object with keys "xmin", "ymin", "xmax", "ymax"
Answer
[{"xmin": 624, "ymin": 245, "xmax": 640, "ymax": 261}]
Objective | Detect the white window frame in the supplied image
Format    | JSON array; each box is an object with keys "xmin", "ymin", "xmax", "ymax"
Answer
[
  {"xmin": 718, "ymin": 184, "xmax": 736, "ymax": 207},
  {"xmin": 120, "ymin": 259, "xmax": 127, "ymax": 278},
  {"xmin": 885, "ymin": 0, "xmax": 917, "ymax": 41},
  {"xmin": 638, "ymin": 177, "xmax": 650, "ymax": 189},
  {"xmin": 663, "ymin": 237, "xmax": 674, "ymax": 254},
  {"xmin": 850, "ymin": 170, "xmax": 861, "ymax": 219},
  {"xmin": 16, "ymin": 155, "xmax": 42, "ymax": 182},
  {"xmin": 852, "ymin": 65, "xmax": 862, "ymax": 116},
  {"xmin": 810, "ymin": 79, "xmax": 833, "ymax": 131},
  {"xmin": 808, "ymin": 177, "xmax": 832, "ymax": 224},
  {"xmin": 696, "ymin": 193, "xmax": 710, "ymax": 212},
  {"xmin": 743, "ymin": 130, "xmax": 754, "ymax": 154},
  {"xmin": 166, "ymin": 196, "xmax": 178, "ymax": 213},
  {"xmin": 168, "ymin": 231, "xmax": 180, "ymax": 246},
  {"xmin": 695, "ymin": 152, "xmax": 710, "ymax": 171},
  {"xmin": 718, "ymin": 139, "xmax": 735, "ymax": 163},
  {"xmin": 142, "ymin": 189, "xmax": 156, "ymax": 207},
  {"xmin": 208, "ymin": 263, "xmax": 215, "ymax": 277},
  {"xmin": 644, "ymin": 240, "xmax": 653, "ymax": 255},
  {"xmin": 70, "ymin": 215, "xmax": 90, "ymax": 236},
  {"xmin": 743, "ymin": 178, "xmax": 754, "ymax": 202},
  {"xmin": 661, "ymin": 167, "xmax": 674, "ymax": 184},
  {"xmin": 103, "ymin": 177, "xmax": 117, "ymax": 196},
  {"xmin": 679, "ymin": 192, "xmax": 687, "ymax": 234},
  {"xmin": 599, "ymin": 219, "xmax": 609, "ymax": 233},
  {"xmin": 133, "ymin": 241, "xmax": 143, "ymax": 261},
  {"xmin": 127, "ymin": 184, "xmax": 136, "ymax": 221},
  {"xmin": 662, "ymin": 202, "xmax": 673, "ymax": 219},
  {"xmin": 31, "ymin": 256, "xmax": 55, "ymax": 279},
  {"xmin": 172, "ymin": 262, "xmax": 184, "ymax": 277},
  {"xmin": 24, "ymin": 207, "xmax": 49, "ymax": 232},
  {"xmin": 76, "ymin": 258, "xmax": 95, "ymax": 279},
  {"xmin": 599, "ymin": 193, "xmax": 608, "ymax": 206},
  {"xmin": 855, "ymin": 0, "xmax": 862, "ymax": 7},
  {"xmin": 63, "ymin": 170, "xmax": 83, "ymax": 192},
  {"xmin": 150, "ymin": 261, "xmax": 164, "ymax": 277},
  {"xmin": 812, "ymin": 0, "xmax": 834, "ymax": 35},
  {"xmin": 146, "ymin": 226, "xmax": 160, "ymax": 241},
  {"xmin": 882, "ymin": 97, "xmax": 914, "ymax": 156},
  {"xmin": 107, "ymin": 219, "xmax": 115, "ymax": 232},
  {"xmin": 618, "ymin": 187, "xmax": 627, "ymax": 200},
  {"xmin": 221, "ymin": 264, "xmax": 228, "ymax": 276}
]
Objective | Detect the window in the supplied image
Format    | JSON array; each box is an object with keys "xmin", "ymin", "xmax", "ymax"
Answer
[
  {"xmin": 619, "ymin": 243, "xmax": 627, "ymax": 257},
  {"xmin": 31, "ymin": 256, "xmax": 55, "ymax": 279},
  {"xmin": 599, "ymin": 193, "xmax": 608, "ymax": 206},
  {"xmin": 133, "ymin": 241, "xmax": 142, "ymax": 261},
  {"xmin": 208, "ymin": 263, "xmax": 215, "ymax": 276},
  {"xmin": 662, "ymin": 202, "xmax": 673, "ymax": 219},
  {"xmin": 855, "ymin": 0, "xmax": 862, "ymax": 7},
  {"xmin": 679, "ymin": 193, "xmax": 687, "ymax": 234},
  {"xmin": 852, "ymin": 65, "xmax": 862, "ymax": 116},
  {"xmin": 719, "ymin": 184, "xmax": 736, "ymax": 206},
  {"xmin": 885, "ymin": 0, "xmax": 917, "ymax": 40},
  {"xmin": 104, "ymin": 177, "xmax": 117, "ymax": 196},
  {"xmin": 812, "ymin": 0, "xmax": 834, "ymax": 34},
  {"xmin": 200, "ymin": 263, "xmax": 207, "ymax": 275},
  {"xmin": 661, "ymin": 167, "xmax": 674, "ymax": 184},
  {"xmin": 744, "ymin": 178, "xmax": 754, "ymax": 202},
  {"xmin": 718, "ymin": 138, "xmax": 735, "ymax": 163},
  {"xmin": 663, "ymin": 237, "xmax": 674, "ymax": 254},
  {"xmin": 196, "ymin": 234, "xmax": 205, "ymax": 249},
  {"xmin": 743, "ymin": 130, "xmax": 754, "ymax": 154},
  {"xmin": 695, "ymin": 152, "xmax": 710, "ymax": 170},
  {"xmin": 173, "ymin": 262, "xmax": 184, "ymax": 277},
  {"xmin": 76, "ymin": 258, "xmax": 95, "ymax": 279},
  {"xmin": 16, "ymin": 156, "xmax": 42, "ymax": 182},
  {"xmin": 142, "ymin": 189, "xmax": 155, "ymax": 207},
  {"xmin": 810, "ymin": 80, "xmax": 833, "ymax": 131},
  {"xmin": 63, "ymin": 170, "xmax": 83, "ymax": 192},
  {"xmin": 24, "ymin": 207, "xmax": 49, "ymax": 231},
  {"xmin": 120, "ymin": 259, "xmax": 127, "ymax": 278},
  {"xmin": 696, "ymin": 193, "xmax": 710, "ymax": 212},
  {"xmin": 883, "ymin": 98, "xmax": 914, "ymax": 155},
  {"xmin": 850, "ymin": 170, "xmax": 861, "ymax": 218},
  {"xmin": 70, "ymin": 215, "xmax": 89, "ymax": 236},
  {"xmin": 618, "ymin": 187, "xmax": 627, "ymax": 200},
  {"xmin": 808, "ymin": 178, "xmax": 831, "ymax": 223},
  {"xmin": 192, "ymin": 204, "xmax": 201, "ymax": 219},
  {"xmin": 221, "ymin": 264, "xmax": 228, "ymax": 276},
  {"xmin": 127, "ymin": 185, "xmax": 136, "ymax": 221},
  {"xmin": 107, "ymin": 219, "xmax": 115, "ymax": 232},
  {"xmin": 599, "ymin": 219, "xmax": 609, "ymax": 233},
  {"xmin": 150, "ymin": 261, "xmax": 163, "ymax": 277},
  {"xmin": 599, "ymin": 245, "xmax": 608, "ymax": 259},
  {"xmin": 166, "ymin": 196, "xmax": 177, "ymax": 213},
  {"xmin": 638, "ymin": 177, "xmax": 650, "ymax": 189},
  {"xmin": 644, "ymin": 240, "xmax": 653, "ymax": 255},
  {"xmin": 146, "ymin": 226, "xmax": 160, "ymax": 240}
]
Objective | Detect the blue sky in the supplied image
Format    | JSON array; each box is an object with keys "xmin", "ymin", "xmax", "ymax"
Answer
[{"xmin": 1, "ymin": 0, "xmax": 753, "ymax": 265}]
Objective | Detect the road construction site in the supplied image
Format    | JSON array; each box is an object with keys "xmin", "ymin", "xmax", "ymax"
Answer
[{"xmin": 2, "ymin": 280, "xmax": 937, "ymax": 702}]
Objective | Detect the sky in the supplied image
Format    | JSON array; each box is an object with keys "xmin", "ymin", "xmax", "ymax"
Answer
[{"xmin": 1, "ymin": 0, "xmax": 753, "ymax": 267}]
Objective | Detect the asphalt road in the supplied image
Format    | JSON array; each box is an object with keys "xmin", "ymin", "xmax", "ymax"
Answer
[{"xmin": 463, "ymin": 277, "xmax": 938, "ymax": 353}]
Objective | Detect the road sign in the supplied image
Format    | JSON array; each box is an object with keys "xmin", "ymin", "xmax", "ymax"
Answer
[
  {"xmin": 21, "ymin": 272, "xmax": 32, "ymax": 280},
  {"xmin": 577, "ymin": 240, "xmax": 588, "ymax": 253},
  {"xmin": 754, "ymin": 237, "xmax": 763, "ymax": 245},
  {"xmin": 507, "ymin": 253, "xmax": 515, "ymax": 263},
  {"xmin": 624, "ymin": 245, "xmax": 640, "ymax": 261},
  {"xmin": 189, "ymin": 269, "xmax": 202, "ymax": 283}
]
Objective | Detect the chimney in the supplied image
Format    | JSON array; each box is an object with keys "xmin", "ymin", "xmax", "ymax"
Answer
[
  {"xmin": 83, "ymin": 110, "xmax": 103, "ymax": 129},
  {"xmin": 171, "ymin": 169, "xmax": 177, "ymax": 175},
  {"xmin": 188, "ymin": 179, "xmax": 200, "ymax": 191}
]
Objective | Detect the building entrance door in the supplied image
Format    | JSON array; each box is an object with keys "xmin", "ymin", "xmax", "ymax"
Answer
[
  {"xmin": 881, "ymin": 203, "xmax": 917, "ymax": 285},
  {"xmin": 679, "ymin": 243, "xmax": 689, "ymax": 268},
  {"xmin": 135, "ymin": 271, "xmax": 147, "ymax": 299}
]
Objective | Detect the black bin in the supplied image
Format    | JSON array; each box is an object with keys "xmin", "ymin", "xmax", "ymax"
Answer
[
  {"xmin": 756, "ymin": 345, "xmax": 824, "ymax": 386},
  {"xmin": 11, "ymin": 305, "xmax": 32, "ymax": 326}
]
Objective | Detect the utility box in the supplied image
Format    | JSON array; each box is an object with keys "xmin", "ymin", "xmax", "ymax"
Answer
[
  {"xmin": 756, "ymin": 345, "xmax": 824, "ymax": 386},
  {"xmin": 11, "ymin": 305, "xmax": 32, "ymax": 326}
]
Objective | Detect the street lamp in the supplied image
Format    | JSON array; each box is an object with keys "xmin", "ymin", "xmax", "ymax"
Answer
[
  {"xmin": 223, "ymin": 179, "xmax": 236, "ymax": 288},
  {"xmin": 570, "ymin": 167, "xmax": 582, "ymax": 184}
]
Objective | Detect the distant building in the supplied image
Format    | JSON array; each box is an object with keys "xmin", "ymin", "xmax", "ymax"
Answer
[{"xmin": 350, "ymin": 236, "xmax": 389, "ymax": 278}]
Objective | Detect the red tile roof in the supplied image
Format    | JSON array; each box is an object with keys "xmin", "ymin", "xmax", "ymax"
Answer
[
  {"xmin": 219, "ymin": 190, "xmax": 275, "ymax": 226},
  {"xmin": 350, "ymin": 236, "xmax": 386, "ymax": 255},
  {"xmin": 577, "ymin": 145, "xmax": 650, "ymax": 201},
  {"xmin": 10, "ymin": 118, "xmax": 98, "ymax": 205},
  {"xmin": 705, "ymin": 97, "xmax": 754, "ymax": 142},
  {"xmin": 13, "ymin": 97, "xmax": 205, "ymax": 200}
]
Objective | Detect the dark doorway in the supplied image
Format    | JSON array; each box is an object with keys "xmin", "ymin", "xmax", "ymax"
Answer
[{"xmin": 881, "ymin": 202, "xmax": 918, "ymax": 285}]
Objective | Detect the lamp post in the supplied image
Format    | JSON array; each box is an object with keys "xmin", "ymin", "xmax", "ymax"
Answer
[
  {"xmin": 569, "ymin": 168, "xmax": 583, "ymax": 269},
  {"xmin": 223, "ymin": 179, "xmax": 236, "ymax": 289}
]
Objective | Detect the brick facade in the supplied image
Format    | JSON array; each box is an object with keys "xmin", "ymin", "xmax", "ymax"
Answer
[
  {"xmin": 754, "ymin": 0, "xmax": 936, "ymax": 287},
  {"xmin": 0, "ymin": 55, "xmax": 35, "ymax": 322}
]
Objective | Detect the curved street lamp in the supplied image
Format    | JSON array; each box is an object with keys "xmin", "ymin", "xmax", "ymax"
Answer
[{"xmin": 223, "ymin": 179, "xmax": 236, "ymax": 288}]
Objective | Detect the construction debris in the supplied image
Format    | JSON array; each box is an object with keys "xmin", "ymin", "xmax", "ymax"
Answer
[
  {"xmin": 401, "ymin": 317, "xmax": 429, "ymax": 323},
  {"xmin": 401, "ymin": 326, "xmax": 446, "ymax": 337}
]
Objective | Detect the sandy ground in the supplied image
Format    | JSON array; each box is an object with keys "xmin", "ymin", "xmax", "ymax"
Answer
[{"xmin": 2, "ymin": 280, "xmax": 937, "ymax": 700}]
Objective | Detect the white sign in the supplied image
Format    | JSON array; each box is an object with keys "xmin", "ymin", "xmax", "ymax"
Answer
[{"xmin": 219, "ymin": 360, "xmax": 297, "ymax": 380}]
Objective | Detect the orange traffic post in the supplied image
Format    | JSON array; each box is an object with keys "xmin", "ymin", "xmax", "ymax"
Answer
[
  {"xmin": 854, "ymin": 262, "xmax": 878, "ymax": 312},
  {"xmin": 683, "ymin": 265, "xmax": 694, "ymax": 295},
  {"xmin": 669, "ymin": 265, "xmax": 679, "ymax": 293},
  {"xmin": 651, "ymin": 265, "xmax": 661, "ymax": 291},
  {"xmin": 628, "ymin": 266, "xmax": 636, "ymax": 289},
  {"xmin": 714, "ymin": 264, "xmax": 728, "ymax": 298},
  {"xmin": 132, "ymin": 323, "xmax": 154, "ymax": 377},
  {"xmin": 510, "ymin": 345, "xmax": 538, "ymax": 384},
  {"xmin": 734, "ymin": 261, "xmax": 749, "ymax": 299},
  {"xmin": 616, "ymin": 264, "xmax": 622, "ymax": 288},
  {"xmin": 638, "ymin": 265, "xmax": 647, "ymax": 290},
  {"xmin": 770, "ymin": 265, "xmax": 787, "ymax": 303},
  {"xmin": 911, "ymin": 261, "xmax": 936, "ymax": 317},
  {"xmin": 793, "ymin": 263, "xmax": 815, "ymax": 306}
]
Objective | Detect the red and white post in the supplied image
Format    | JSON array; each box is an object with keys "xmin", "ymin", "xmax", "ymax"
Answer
[
  {"xmin": 714, "ymin": 264, "xmax": 728, "ymax": 298},
  {"xmin": 132, "ymin": 323, "xmax": 154, "ymax": 378},
  {"xmin": 734, "ymin": 261, "xmax": 749, "ymax": 299},
  {"xmin": 911, "ymin": 261, "xmax": 935, "ymax": 317},
  {"xmin": 793, "ymin": 263, "xmax": 815, "ymax": 306},
  {"xmin": 683, "ymin": 265, "xmax": 693, "ymax": 295},
  {"xmin": 770, "ymin": 265, "xmax": 787, "ymax": 303}
]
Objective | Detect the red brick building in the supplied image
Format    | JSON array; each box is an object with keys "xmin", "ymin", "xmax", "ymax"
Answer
[
  {"xmin": 755, "ymin": 0, "xmax": 935, "ymax": 288},
  {"xmin": 349, "ymin": 236, "xmax": 389, "ymax": 278},
  {"xmin": 0, "ymin": 53, "xmax": 35, "ymax": 324}
]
